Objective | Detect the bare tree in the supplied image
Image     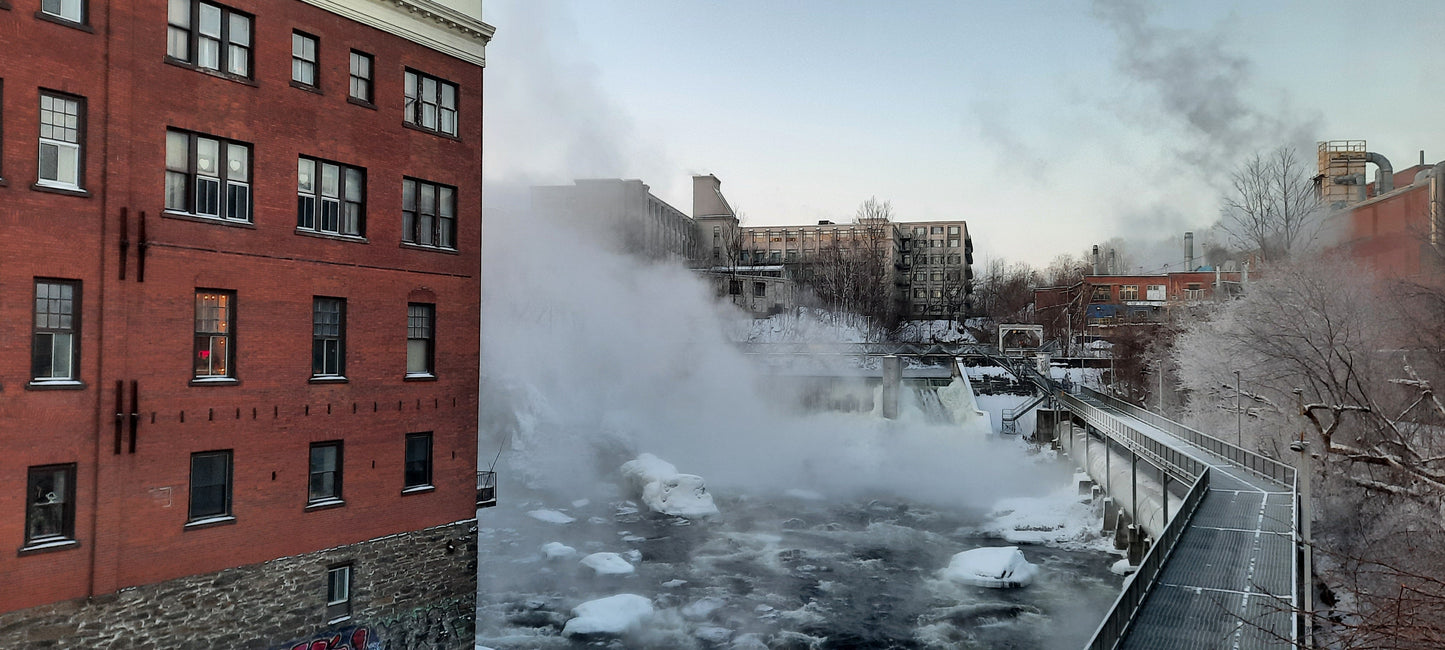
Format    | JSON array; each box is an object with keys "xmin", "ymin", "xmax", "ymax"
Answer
[
  {"xmin": 1173, "ymin": 256, "xmax": 1445, "ymax": 647},
  {"xmin": 1219, "ymin": 146, "xmax": 1323, "ymax": 262},
  {"xmin": 800, "ymin": 197, "xmax": 899, "ymax": 333}
]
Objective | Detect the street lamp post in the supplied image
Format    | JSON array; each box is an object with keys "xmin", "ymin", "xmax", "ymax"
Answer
[{"xmin": 1235, "ymin": 369, "xmax": 1243, "ymax": 447}]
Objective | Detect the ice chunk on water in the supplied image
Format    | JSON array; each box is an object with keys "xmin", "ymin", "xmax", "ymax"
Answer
[
  {"xmin": 541, "ymin": 542, "xmax": 577, "ymax": 559},
  {"xmin": 527, "ymin": 509, "xmax": 575, "ymax": 524},
  {"xmin": 942, "ymin": 546, "xmax": 1038, "ymax": 588},
  {"xmin": 580, "ymin": 552, "xmax": 635, "ymax": 575},
  {"xmin": 1110, "ymin": 558, "xmax": 1138, "ymax": 575},
  {"xmin": 561, "ymin": 594, "xmax": 653, "ymax": 636},
  {"xmin": 621, "ymin": 453, "xmax": 719, "ymax": 518}
]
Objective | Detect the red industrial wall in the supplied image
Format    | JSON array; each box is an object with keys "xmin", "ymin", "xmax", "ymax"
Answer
[{"xmin": 0, "ymin": 0, "xmax": 482, "ymax": 612}]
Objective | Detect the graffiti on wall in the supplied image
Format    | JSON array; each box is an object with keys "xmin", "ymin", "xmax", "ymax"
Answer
[
  {"xmin": 276, "ymin": 625, "xmax": 378, "ymax": 650},
  {"xmin": 373, "ymin": 597, "xmax": 475, "ymax": 649},
  {"xmin": 273, "ymin": 599, "xmax": 474, "ymax": 650}
]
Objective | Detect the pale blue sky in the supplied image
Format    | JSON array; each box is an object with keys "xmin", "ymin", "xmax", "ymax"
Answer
[{"xmin": 482, "ymin": 0, "xmax": 1445, "ymax": 268}]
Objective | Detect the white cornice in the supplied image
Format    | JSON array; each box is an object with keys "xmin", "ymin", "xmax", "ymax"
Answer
[{"xmin": 299, "ymin": 0, "xmax": 495, "ymax": 68}]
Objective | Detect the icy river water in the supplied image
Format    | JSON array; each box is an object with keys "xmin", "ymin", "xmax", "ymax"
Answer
[{"xmin": 474, "ymin": 470, "xmax": 1122, "ymax": 649}]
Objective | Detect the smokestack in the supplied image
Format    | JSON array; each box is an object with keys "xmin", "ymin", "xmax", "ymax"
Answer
[
  {"xmin": 1184, "ymin": 231, "xmax": 1194, "ymax": 271},
  {"xmin": 1092, "ymin": 245, "xmax": 1100, "ymax": 275},
  {"xmin": 1107, "ymin": 249, "xmax": 1117, "ymax": 275}
]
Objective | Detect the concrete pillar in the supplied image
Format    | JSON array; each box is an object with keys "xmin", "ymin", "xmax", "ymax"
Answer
[
  {"xmin": 881, "ymin": 355, "xmax": 901, "ymax": 420},
  {"xmin": 1102, "ymin": 497, "xmax": 1117, "ymax": 533},
  {"xmin": 1034, "ymin": 408, "xmax": 1060, "ymax": 445}
]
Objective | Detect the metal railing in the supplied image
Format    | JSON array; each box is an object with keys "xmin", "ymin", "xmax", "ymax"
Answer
[
  {"xmin": 1081, "ymin": 388, "xmax": 1295, "ymax": 487},
  {"xmin": 1086, "ymin": 468, "xmax": 1211, "ymax": 650},
  {"xmin": 476, "ymin": 471, "xmax": 497, "ymax": 508},
  {"xmin": 1058, "ymin": 391, "xmax": 1205, "ymax": 484}
]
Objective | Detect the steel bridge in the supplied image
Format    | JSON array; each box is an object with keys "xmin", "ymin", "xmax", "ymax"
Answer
[
  {"xmin": 736, "ymin": 342, "xmax": 1306, "ymax": 648},
  {"xmin": 1056, "ymin": 388, "xmax": 1301, "ymax": 649}
]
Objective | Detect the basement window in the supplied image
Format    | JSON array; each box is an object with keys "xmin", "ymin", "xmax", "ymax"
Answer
[{"xmin": 326, "ymin": 564, "xmax": 352, "ymax": 622}]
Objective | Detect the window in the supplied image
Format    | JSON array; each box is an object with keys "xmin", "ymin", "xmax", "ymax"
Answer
[
  {"xmin": 348, "ymin": 50, "xmax": 373, "ymax": 103},
  {"xmin": 298, "ymin": 157, "xmax": 365, "ymax": 236},
  {"xmin": 930, "ymin": 240, "xmax": 941, "ymax": 248},
  {"xmin": 26, "ymin": 464, "xmax": 76, "ymax": 547},
  {"xmin": 1119, "ymin": 285, "xmax": 1139, "ymax": 301},
  {"xmin": 931, "ymin": 272, "xmax": 943, "ymax": 281},
  {"xmin": 308, "ymin": 442, "xmax": 342, "ymax": 505},
  {"xmin": 728, "ymin": 280, "xmax": 742, "ymax": 296},
  {"xmin": 312, "ymin": 297, "xmax": 345, "ymax": 378},
  {"xmin": 194, "ymin": 290, "xmax": 234, "ymax": 379},
  {"xmin": 188, "ymin": 450, "xmax": 232, "ymax": 522},
  {"xmin": 401, "ymin": 178, "xmax": 456, "ymax": 249},
  {"xmin": 1091, "ymin": 285, "xmax": 1113, "ymax": 303},
  {"xmin": 326, "ymin": 565, "xmax": 352, "ymax": 622},
  {"xmin": 913, "ymin": 288, "xmax": 926, "ymax": 299},
  {"xmin": 948, "ymin": 226, "xmax": 960, "ymax": 235},
  {"xmin": 769, "ymin": 250, "xmax": 781, "ymax": 263},
  {"xmin": 753, "ymin": 282, "xmax": 766, "ymax": 298},
  {"xmin": 167, "ymin": 0, "xmax": 250, "ymax": 78},
  {"xmin": 32, "ymin": 280, "xmax": 79, "ymax": 382},
  {"xmin": 40, "ymin": 0, "xmax": 83, "ymax": 23},
  {"xmin": 407, "ymin": 303, "xmax": 434, "ymax": 377},
  {"xmin": 166, "ymin": 129, "xmax": 251, "ymax": 222},
  {"xmin": 38, "ymin": 92, "xmax": 83, "ymax": 189},
  {"xmin": 931, "ymin": 226, "xmax": 943, "ymax": 234},
  {"xmin": 404, "ymin": 433, "xmax": 432, "ymax": 489},
  {"xmin": 403, "ymin": 69, "xmax": 458, "ymax": 136},
  {"xmin": 291, "ymin": 31, "xmax": 318, "ymax": 87},
  {"xmin": 948, "ymin": 239, "xmax": 960, "ymax": 247},
  {"xmin": 913, "ymin": 227, "xmax": 925, "ymax": 236}
]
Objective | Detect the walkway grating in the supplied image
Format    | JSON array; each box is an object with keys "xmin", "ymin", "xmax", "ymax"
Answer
[{"xmin": 1076, "ymin": 394, "xmax": 1297, "ymax": 650}]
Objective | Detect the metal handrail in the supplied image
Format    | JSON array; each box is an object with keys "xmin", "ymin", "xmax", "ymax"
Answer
[
  {"xmin": 1086, "ymin": 469, "xmax": 1211, "ymax": 650},
  {"xmin": 1057, "ymin": 391, "xmax": 1204, "ymax": 484},
  {"xmin": 1080, "ymin": 387, "xmax": 1295, "ymax": 487}
]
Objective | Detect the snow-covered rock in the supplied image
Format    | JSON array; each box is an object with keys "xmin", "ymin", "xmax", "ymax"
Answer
[
  {"xmin": 1110, "ymin": 558, "xmax": 1138, "ymax": 575},
  {"xmin": 942, "ymin": 546, "xmax": 1038, "ymax": 588},
  {"xmin": 580, "ymin": 552, "xmax": 635, "ymax": 575},
  {"xmin": 541, "ymin": 542, "xmax": 577, "ymax": 559},
  {"xmin": 527, "ymin": 509, "xmax": 575, "ymax": 524},
  {"xmin": 620, "ymin": 453, "xmax": 719, "ymax": 518},
  {"xmin": 561, "ymin": 594, "xmax": 653, "ymax": 636}
]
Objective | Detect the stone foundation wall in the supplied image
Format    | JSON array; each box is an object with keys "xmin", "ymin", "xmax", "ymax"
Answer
[{"xmin": 0, "ymin": 519, "xmax": 477, "ymax": 650}]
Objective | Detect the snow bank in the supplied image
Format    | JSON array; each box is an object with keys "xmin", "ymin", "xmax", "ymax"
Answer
[
  {"xmin": 942, "ymin": 546, "xmax": 1038, "ymax": 588},
  {"xmin": 977, "ymin": 486, "xmax": 1110, "ymax": 552},
  {"xmin": 561, "ymin": 594, "xmax": 654, "ymax": 636},
  {"xmin": 620, "ymin": 453, "xmax": 719, "ymax": 518},
  {"xmin": 580, "ymin": 552, "xmax": 635, "ymax": 575},
  {"xmin": 526, "ymin": 509, "xmax": 575, "ymax": 524},
  {"xmin": 894, "ymin": 319, "xmax": 976, "ymax": 343},
  {"xmin": 541, "ymin": 542, "xmax": 577, "ymax": 559}
]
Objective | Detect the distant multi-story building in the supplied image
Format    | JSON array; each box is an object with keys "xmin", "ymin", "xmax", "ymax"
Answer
[
  {"xmin": 0, "ymin": 1, "xmax": 491, "ymax": 647},
  {"xmin": 1034, "ymin": 268, "xmax": 1244, "ymax": 350},
  {"xmin": 531, "ymin": 178, "xmax": 700, "ymax": 262}
]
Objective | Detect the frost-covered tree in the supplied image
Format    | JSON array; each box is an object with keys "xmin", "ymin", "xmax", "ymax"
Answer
[
  {"xmin": 1173, "ymin": 256, "xmax": 1445, "ymax": 646},
  {"xmin": 1219, "ymin": 146, "xmax": 1322, "ymax": 262}
]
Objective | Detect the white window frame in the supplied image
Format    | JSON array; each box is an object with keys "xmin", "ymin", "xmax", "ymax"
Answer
[{"xmin": 37, "ymin": 93, "xmax": 82, "ymax": 190}]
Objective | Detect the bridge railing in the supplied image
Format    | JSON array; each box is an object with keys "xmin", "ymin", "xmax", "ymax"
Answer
[
  {"xmin": 1086, "ymin": 468, "xmax": 1211, "ymax": 650},
  {"xmin": 1057, "ymin": 391, "xmax": 1205, "ymax": 483},
  {"xmin": 1080, "ymin": 387, "xmax": 1296, "ymax": 487}
]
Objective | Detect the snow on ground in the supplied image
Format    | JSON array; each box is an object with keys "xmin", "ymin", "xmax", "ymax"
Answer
[
  {"xmin": 942, "ymin": 546, "xmax": 1040, "ymax": 588},
  {"xmin": 973, "ymin": 485, "xmax": 1114, "ymax": 553},
  {"xmin": 526, "ymin": 509, "xmax": 575, "ymax": 524},
  {"xmin": 561, "ymin": 594, "xmax": 654, "ymax": 636},
  {"xmin": 580, "ymin": 552, "xmax": 636, "ymax": 575},
  {"xmin": 620, "ymin": 453, "xmax": 719, "ymax": 518}
]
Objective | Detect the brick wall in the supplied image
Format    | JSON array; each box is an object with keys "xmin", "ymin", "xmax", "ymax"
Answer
[{"xmin": 0, "ymin": 519, "xmax": 478, "ymax": 650}]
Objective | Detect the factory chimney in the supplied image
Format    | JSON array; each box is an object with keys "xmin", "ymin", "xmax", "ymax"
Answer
[
  {"xmin": 1107, "ymin": 249, "xmax": 1117, "ymax": 275},
  {"xmin": 1184, "ymin": 231, "xmax": 1194, "ymax": 271},
  {"xmin": 1091, "ymin": 245, "xmax": 1100, "ymax": 275}
]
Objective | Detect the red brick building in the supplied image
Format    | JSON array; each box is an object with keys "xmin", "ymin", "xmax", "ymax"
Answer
[
  {"xmin": 1320, "ymin": 145, "xmax": 1445, "ymax": 282},
  {"xmin": 1034, "ymin": 270, "xmax": 1244, "ymax": 351},
  {"xmin": 0, "ymin": 0, "xmax": 491, "ymax": 646}
]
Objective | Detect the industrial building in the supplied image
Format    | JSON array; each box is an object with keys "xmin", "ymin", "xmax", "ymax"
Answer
[
  {"xmin": 1318, "ymin": 140, "xmax": 1445, "ymax": 281},
  {"xmin": 0, "ymin": 1, "xmax": 491, "ymax": 647}
]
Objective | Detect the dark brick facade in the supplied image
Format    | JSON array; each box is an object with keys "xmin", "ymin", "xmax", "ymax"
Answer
[
  {"xmin": 0, "ymin": 0, "xmax": 487, "ymax": 634},
  {"xmin": 0, "ymin": 519, "xmax": 478, "ymax": 649}
]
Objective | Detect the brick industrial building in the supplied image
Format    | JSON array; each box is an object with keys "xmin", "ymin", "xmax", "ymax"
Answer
[{"xmin": 0, "ymin": 0, "xmax": 491, "ymax": 647}]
